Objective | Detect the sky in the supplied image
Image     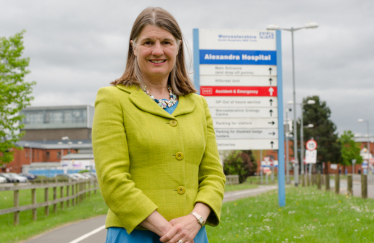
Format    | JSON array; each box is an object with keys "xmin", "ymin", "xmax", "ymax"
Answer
[{"xmin": 1, "ymin": 0, "xmax": 374, "ymax": 137}]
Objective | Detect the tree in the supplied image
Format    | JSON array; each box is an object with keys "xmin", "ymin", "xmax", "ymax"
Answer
[
  {"xmin": 223, "ymin": 150, "xmax": 257, "ymax": 183},
  {"xmin": 0, "ymin": 30, "xmax": 36, "ymax": 165},
  {"xmin": 300, "ymin": 96, "xmax": 341, "ymax": 171},
  {"xmin": 340, "ymin": 130, "xmax": 363, "ymax": 166}
]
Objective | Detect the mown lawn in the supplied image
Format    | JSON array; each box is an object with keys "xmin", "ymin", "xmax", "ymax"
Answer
[{"xmin": 207, "ymin": 186, "xmax": 374, "ymax": 242}]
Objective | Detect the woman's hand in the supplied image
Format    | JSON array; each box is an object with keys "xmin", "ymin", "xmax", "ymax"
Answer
[{"xmin": 159, "ymin": 214, "xmax": 200, "ymax": 243}]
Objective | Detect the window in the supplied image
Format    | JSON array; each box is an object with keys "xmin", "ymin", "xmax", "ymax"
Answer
[
  {"xmin": 46, "ymin": 152, "xmax": 50, "ymax": 160},
  {"xmin": 57, "ymin": 151, "xmax": 61, "ymax": 158}
]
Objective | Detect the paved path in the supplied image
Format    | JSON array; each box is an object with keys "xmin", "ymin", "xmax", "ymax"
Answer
[{"xmin": 22, "ymin": 185, "xmax": 277, "ymax": 243}]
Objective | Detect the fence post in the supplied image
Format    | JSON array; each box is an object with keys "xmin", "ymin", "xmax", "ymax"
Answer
[
  {"xmin": 335, "ymin": 174, "xmax": 340, "ymax": 194},
  {"xmin": 53, "ymin": 187, "xmax": 57, "ymax": 213},
  {"xmin": 60, "ymin": 186, "xmax": 64, "ymax": 209},
  {"xmin": 67, "ymin": 184, "xmax": 70, "ymax": 208},
  {"xmin": 347, "ymin": 174, "xmax": 353, "ymax": 196},
  {"xmin": 361, "ymin": 174, "xmax": 368, "ymax": 199},
  {"xmin": 88, "ymin": 180, "xmax": 91, "ymax": 198},
  {"xmin": 72, "ymin": 183, "xmax": 75, "ymax": 206},
  {"xmin": 14, "ymin": 189, "xmax": 19, "ymax": 225},
  {"xmin": 325, "ymin": 174, "xmax": 330, "ymax": 191},
  {"xmin": 75, "ymin": 183, "xmax": 79, "ymax": 205},
  {"xmin": 45, "ymin": 188, "xmax": 49, "ymax": 216},
  {"xmin": 94, "ymin": 179, "xmax": 97, "ymax": 194},
  {"xmin": 306, "ymin": 174, "xmax": 310, "ymax": 187},
  {"xmin": 32, "ymin": 188, "xmax": 37, "ymax": 220},
  {"xmin": 317, "ymin": 173, "xmax": 321, "ymax": 190}
]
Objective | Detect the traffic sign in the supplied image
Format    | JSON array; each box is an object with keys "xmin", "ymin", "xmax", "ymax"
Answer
[
  {"xmin": 205, "ymin": 97, "xmax": 278, "ymax": 108},
  {"xmin": 200, "ymin": 76, "xmax": 277, "ymax": 87},
  {"xmin": 305, "ymin": 150, "xmax": 317, "ymax": 164},
  {"xmin": 306, "ymin": 139, "xmax": 317, "ymax": 151}
]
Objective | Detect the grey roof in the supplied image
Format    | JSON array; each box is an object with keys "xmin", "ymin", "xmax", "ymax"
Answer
[{"xmin": 17, "ymin": 140, "xmax": 92, "ymax": 149}]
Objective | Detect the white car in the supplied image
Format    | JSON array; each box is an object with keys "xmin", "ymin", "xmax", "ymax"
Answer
[
  {"xmin": 0, "ymin": 176, "xmax": 7, "ymax": 184},
  {"xmin": 7, "ymin": 173, "xmax": 28, "ymax": 183}
]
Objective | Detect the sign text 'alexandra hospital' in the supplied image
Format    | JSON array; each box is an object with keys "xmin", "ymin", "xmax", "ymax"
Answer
[{"xmin": 193, "ymin": 29, "xmax": 284, "ymax": 150}]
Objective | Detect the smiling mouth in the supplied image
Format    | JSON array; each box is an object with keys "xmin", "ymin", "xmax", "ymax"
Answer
[{"xmin": 149, "ymin": 60, "xmax": 166, "ymax": 64}]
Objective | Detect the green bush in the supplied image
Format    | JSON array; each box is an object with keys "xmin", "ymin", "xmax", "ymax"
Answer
[
  {"xmin": 78, "ymin": 170, "xmax": 90, "ymax": 173},
  {"xmin": 223, "ymin": 150, "xmax": 257, "ymax": 183}
]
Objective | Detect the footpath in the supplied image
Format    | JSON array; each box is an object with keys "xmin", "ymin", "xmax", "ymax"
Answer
[{"xmin": 21, "ymin": 185, "xmax": 278, "ymax": 243}]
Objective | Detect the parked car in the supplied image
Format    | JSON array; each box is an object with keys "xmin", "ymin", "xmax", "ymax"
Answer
[
  {"xmin": 0, "ymin": 176, "xmax": 7, "ymax": 184},
  {"xmin": 19, "ymin": 173, "xmax": 38, "ymax": 180},
  {"xmin": 7, "ymin": 173, "xmax": 28, "ymax": 183},
  {"xmin": 0, "ymin": 173, "xmax": 26, "ymax": 183},
  {"xmin": 72, "ymin": 173, "xmax": 87, "ymax": 180},
  {"xmin": 55, "ymin": 174, "xmax": 78, "ymax": 181}
]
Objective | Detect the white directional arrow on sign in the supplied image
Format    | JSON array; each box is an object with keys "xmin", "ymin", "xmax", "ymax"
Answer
[{"xmin": 268, "ymin": 87, "xmax": 274, "ymax": 96}]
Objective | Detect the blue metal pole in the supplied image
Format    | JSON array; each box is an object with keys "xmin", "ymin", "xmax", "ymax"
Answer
[
  {"xmin": 276, "ymin": 30, "xmax": 286, "ymax": 207},
  {"xmin": 193, "ymin": 29, "xmax": 200, "ymax": 94}
]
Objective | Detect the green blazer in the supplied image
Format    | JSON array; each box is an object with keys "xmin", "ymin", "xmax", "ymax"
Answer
[{"xmin": 92, "ymin": 84, "xmax": 225, "ymax": 234}]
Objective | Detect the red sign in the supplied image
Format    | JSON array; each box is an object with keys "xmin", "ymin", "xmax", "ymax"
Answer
[{"xmin": 200, "ymin": 86, "xmax": 278, "ymax": 97}]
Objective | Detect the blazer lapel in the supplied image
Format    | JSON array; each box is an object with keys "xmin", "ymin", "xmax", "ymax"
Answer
[{"xmin": 172, "ymin": 94, "xmax": 196, "ymax": 117}]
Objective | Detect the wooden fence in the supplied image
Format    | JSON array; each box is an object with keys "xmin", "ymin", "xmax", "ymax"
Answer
[
  {"xmin": 0, "ymin": 178, "xmax": 99, "ymax": 225},
  {"xmin": 225, "ymin": 175, "xmax": 239, "ymax": 185}
]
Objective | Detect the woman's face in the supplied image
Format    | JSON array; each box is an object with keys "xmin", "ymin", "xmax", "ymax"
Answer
[{"xmin": 132, "ymin": 25, "xmax": 179, "ymax": 82}]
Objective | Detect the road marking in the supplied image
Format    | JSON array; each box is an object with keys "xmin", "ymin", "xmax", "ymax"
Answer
[{"xmin": 68, "ymin": 225, "xmax": 105, "ymax": 243}]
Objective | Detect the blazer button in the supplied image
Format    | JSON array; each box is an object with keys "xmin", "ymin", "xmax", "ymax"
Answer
[
  {"xmin": 170, "ymin": 120, "xmax": 178, "ymax": 127},
  {"xmin": 176, "ymin": 152, "xmax": 184, "ymax": 160},
  {"xmin": 177, "ymin": 186, "xmax": 185, "ymax": 195}
]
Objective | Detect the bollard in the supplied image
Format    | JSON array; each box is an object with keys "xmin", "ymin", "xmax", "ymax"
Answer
[
  {"xmin": 361, "ymin": 174, "xmax": 367, "ymax": 199},
  {"xmin": 325, "ymin": 174, "xmax": 330, "ymax": 191},
  {"xmin": 301, "ymin": 174, "xmax": 305, "ymax": 187},
  {"xmin": 335, "ymin": 174, "xmax": 340, "ymax": 194},
  {"xmin": 317, "ymin": 173, "xmax": 321, "ymax": 190},
  {"xmin": 347, "ymin": 174, "xmax": 353, "ymax": 196}
]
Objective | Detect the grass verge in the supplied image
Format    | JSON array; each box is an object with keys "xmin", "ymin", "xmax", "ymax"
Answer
[
  {"xmin": 207, "ymin": 186, "xmax": 374, "ymax": 242},
  {"xmin": 0, "ymin": 192, "xmax": 108, "ymax": 243}
]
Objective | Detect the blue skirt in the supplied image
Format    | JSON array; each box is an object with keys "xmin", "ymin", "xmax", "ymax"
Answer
[{"xmin": 106, "ymin": 226, "xmax": 209, "ymax": 243}]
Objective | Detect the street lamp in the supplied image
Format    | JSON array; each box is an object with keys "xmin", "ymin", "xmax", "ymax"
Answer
[
  {"xmin": 62, "ymin": 136, "xmax": 71, "ymax": 155},
  {"xmin": 358, "ymin": 119, "xmax": 370, "ymax": 171},
  {"xmin": 268, "ymin": 22, "xmax": 318, "ymax": 187},
  {"xmin": 288, "ymin": 99, "xmax": 316, "ymax": 178}
]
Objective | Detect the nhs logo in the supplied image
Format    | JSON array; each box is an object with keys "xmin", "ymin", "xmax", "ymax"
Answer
[{"xmin": 259, "ymin": 32, "xmax": 274, "ymax": 39}]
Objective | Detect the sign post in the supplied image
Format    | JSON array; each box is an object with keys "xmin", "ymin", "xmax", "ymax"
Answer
[{"xmin": 193, "ymin": 29, "xmax": 285, "ymax": 206}]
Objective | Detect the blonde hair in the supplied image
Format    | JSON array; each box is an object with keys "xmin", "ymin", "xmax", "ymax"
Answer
[{"xmin": 111, "ymin": 7, "xmax": 196, "ymax": 95}]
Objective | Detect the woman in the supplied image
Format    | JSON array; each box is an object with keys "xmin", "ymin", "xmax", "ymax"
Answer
[{"xmin": 92, "ymin": 7, "xmax": 225, "ymax": 243}]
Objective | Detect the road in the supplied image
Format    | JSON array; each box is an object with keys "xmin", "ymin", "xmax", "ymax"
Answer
[{"xmin": 21, "ymin": 185, "xmax": 277, "ymax": 243}]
